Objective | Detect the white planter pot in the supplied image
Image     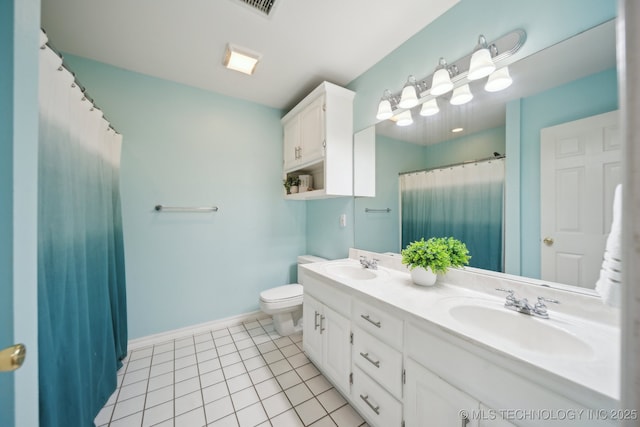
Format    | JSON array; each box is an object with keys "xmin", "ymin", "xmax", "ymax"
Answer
[
  {"xmin": 290, "ymin": 185, "xmax": 299, "ymax": 194},
  {"xmin": 410, "ymin": 266, "xmax": 438, "ymax": 286}
]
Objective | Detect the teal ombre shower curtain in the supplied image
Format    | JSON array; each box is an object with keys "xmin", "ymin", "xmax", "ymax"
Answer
[
  {"xmin": 38, "ymin": 32, "xmax": 127, "ymax": 426},
  {"xmin": 401, "ymin": 158, "xmax": 505, "ymax": 271}
]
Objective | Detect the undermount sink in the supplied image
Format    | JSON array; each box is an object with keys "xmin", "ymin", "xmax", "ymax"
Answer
[
  {"xmin": 444, "ymin": 299, "xmax": 594, "ymax": 359},
  {"xmin": 324, "ymin": 263, "xmax": 385, "ymax": 280}
]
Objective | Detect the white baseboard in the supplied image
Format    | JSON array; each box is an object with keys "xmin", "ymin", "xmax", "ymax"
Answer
[{"xmin": 127, "ymin": 310, "xmax": 270, "ymax": 350}]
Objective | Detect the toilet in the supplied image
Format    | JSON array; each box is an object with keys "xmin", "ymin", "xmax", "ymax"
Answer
[{"xmin": 259, "ymin": 255, "xmax": 326, "ymax": 336}]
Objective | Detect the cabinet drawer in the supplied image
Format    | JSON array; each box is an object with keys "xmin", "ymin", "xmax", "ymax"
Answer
[
  {"xmin": 352, "ymin": 326, "xmax": 402, "ymax": 398},
  {"xmin": 353, "ymin": 299, "xmax": 403, "ymax": 348},
  {"xmin": 352, "ymin": 365, "xmax": 402, "ymax": 427}
]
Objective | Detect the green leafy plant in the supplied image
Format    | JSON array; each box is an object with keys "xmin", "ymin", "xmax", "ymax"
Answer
[
  {"xmin": 283, "ymin": 176, "xmax": 301, "ymax": 193},
  {"xmin": 401, "ymin": 237, "xmax": 471, "ymax": 275}
]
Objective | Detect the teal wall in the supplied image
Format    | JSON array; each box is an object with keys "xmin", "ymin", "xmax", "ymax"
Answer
[
  {"xmin": 508, "ymin": 68, "xmax": 618, "ymax": 279},
  {"xmin": 2, "ymin": 0, "xmax": 40, "ymax": 425},
  {"xmin": 0, "ymin": 2, "xmax": 16, "ymax": 424},
  {"xmin": 64, "ymin": 55, "xmax": 307, "ymax": 339},
  {"xmin": 306, "ymin": 198, "xmax": 354, "ymax": 260},
  {"xmin": 354, "ymin": 135, "xmax": 425, "ymax": 253},
  {"xmin": 423, "ymin": 127, "xmax": 505, "ymax": 169}
]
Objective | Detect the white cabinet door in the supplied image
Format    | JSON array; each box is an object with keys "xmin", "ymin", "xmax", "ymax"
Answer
[
  {"xmin": 283, "ymin": 117, "xmax": 300, "ymax": 171},
  {"xmin": 299, "ymin": 95, "xmax": 325, "ymax": 165},
  {"xmin": 404, "ymin": 358, "xmax": 479, "ymax": 427},
  {"xmin": 321, "ymin": 305, "xmax": 351, "ymax": 394},
  {"xmin": 302, "ymin": 293, "xmax": 323, "ymax": 366}
]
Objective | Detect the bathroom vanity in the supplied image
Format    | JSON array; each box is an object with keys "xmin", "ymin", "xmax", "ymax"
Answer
[{"xmin": 299, "ymin": 250, "xmax": 620, "ymax": 427}]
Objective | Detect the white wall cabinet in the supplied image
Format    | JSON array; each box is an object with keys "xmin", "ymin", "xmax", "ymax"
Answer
[
  {"xmin": 302, "ymin": 292, "xmax": 352, "ymax": 394},
  {"xmin": 282, "ymin": 81, "xmax": 355, "ymax": 200},
  {"xmin": 283, "ymin": 95, "xmax": 326, "ymax": 171}
]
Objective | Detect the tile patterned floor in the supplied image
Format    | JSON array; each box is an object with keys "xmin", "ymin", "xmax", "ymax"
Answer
[{"xmin": 94, "ymin": 317, "xmax": 369, "ymax": 427}]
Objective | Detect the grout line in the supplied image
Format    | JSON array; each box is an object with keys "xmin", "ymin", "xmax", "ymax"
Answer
[{"xmin": 194, "ymin": 330, "xmax": 213, "ymax": 426}]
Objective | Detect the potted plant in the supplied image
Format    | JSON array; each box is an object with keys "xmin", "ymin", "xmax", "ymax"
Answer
[
  {"xmin": 283, "ymin": 176, "xmax": 301, "ymax": 194},
  {"xmin": 401, "ymin": 237, "xmax": 471, "ymax": 286}
]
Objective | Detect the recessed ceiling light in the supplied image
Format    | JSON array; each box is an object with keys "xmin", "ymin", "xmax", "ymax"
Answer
[
  {"xmin": 223, "ymin": 43, "xmax": 262, "ymax": 75},
  {"xmin": 451, "ymin": 127, "xmax": 464, "ymax": 133}
]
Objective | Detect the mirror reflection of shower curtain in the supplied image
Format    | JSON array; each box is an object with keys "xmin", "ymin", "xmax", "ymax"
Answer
[
  {"xmin": 38, "ymin": 33, "xmax": 127, "ymax": 427},
  {"xmin": 400, "ymin": 158, "xmax": 505, "ymax": 272}
]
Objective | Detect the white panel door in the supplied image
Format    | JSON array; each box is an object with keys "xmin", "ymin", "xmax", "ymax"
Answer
[
  {"xmin": 302, "ymin": 293, "xmax": 323, "ymax": 365},
  {"xmin": 299, "ymin": 95, "xmax": 326, "ymax": 165},
  {"xmin": 404, "ymin": 358, "xmax": 479, "ymax": 427},
  {"xmin": 321, "ymin": 305, "xmax": 351, "ymax": 394},
  {"xmin": 540, "ymin": 110, "xmax": 621, "ymax": 288},
  {"xmin": 283, "ymin": 117, "xmax": 300, "ymax": 171}
]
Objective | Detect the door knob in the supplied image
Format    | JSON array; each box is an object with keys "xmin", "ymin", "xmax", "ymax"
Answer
[
  {"xmin": 0, "ymin": 343, "xmax": 26, "ymax": 372},
  {"xmin": 543, "ymin": 237, "xmax": 554, "ymax": 246}
]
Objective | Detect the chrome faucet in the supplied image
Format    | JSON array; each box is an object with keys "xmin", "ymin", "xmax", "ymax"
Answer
[
  {"xmin": 496, "ymin": 289, "xmax": 559, "ymax": 319},
  {"xmin": 359, "ymin": 256, "xmax": 379, "ymax": 270}
]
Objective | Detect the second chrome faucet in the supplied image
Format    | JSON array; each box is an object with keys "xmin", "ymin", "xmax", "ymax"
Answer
[{"xmin": 496, "ymin": 288, "xmax": 560, "ymax": 319}]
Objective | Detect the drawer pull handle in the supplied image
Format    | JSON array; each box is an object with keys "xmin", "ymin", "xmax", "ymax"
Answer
[
  {"xmin": 359, "ymin": 394, "xmax": 380, "ymax": 415},
  {"xmin": 359, "ymin": 352, "xmax": 380, "ymax": 368},
  {"xmin": 314, "ymin": 311, "xmax": 319, "ymax": 330},
  {"xmin": 360, "ymin": 314, "xmax": 381, "ymax": 328}
]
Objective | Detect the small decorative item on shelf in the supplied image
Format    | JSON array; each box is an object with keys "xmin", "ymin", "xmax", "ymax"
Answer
[
  {"xmin": 283, "ymin": 176, "xmax": 301, "ymax": 195},
  {"xmin": 401, "ymin": 237, "xmax": 471, "ymax": 286},
  {"xmin": 298, "ymin": 175, "xmax": 313, "ymax": 193}
]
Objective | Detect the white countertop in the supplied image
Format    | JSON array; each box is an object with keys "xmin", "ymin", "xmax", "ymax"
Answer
[{"xmin": 301, "ymin": 255, "xmax": 620, "ymax": 407}]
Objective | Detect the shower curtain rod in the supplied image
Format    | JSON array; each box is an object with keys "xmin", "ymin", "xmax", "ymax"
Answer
[
  {"xmin": 40, "ymin": 29, "xmax": 120, "ymax": 135},
  {"xmin": 399, "ymin": 154, "xmax": 506, "ymax": 176}
]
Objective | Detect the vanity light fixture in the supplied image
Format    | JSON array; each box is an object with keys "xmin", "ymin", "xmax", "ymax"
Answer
[
  {"xmin": 485, "ymin": 66, "xmax": 513, "ymax": 92},
  {"xmin": 373, "ymin": 29, "xmax": 526, "ymax": 124},
  {"xmin": 451, "ymin": 127, "xmax": 464, "ymax": 133},
  {"xmin": 223, "ymin": 43, "xmax": 262, "ymax": 75},
  {"xmin": 431, "ymin": 58, "xmax": 455, "ymax": 96},
  {"xmin": 399, "ymin": 76, "xmax": 420, "ymax": 109},
  {"xmin": 395, "ymin": 110, "xmax": 414, "ymax": 127},
  {"xmin": 468, "ymin": 35, "xmax": 496, "ymax": 80},
  {"xmin": 450, "ymin": 84, "xmax": 474, "ymax": 105},
  {"xmin": 419, "ymin": 98, "xmax": 440, "ymax": 116}
]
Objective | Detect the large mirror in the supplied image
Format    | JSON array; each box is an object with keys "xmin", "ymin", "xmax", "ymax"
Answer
[{"xmin": 353, "ymin": 19, "xmax": 618, "ymax": 293}]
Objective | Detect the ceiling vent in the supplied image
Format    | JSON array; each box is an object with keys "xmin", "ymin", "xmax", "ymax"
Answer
[{"xmin": 236, "ymin": 0, "xmax": 277, "ymax": 16}]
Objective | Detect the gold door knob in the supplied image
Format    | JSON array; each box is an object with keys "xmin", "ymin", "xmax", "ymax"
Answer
[
  {"xmin": 543, "ymin": 237, "xmax": 554, "ymax": 246},
  {"xmin": 0, "ymin": 344, "xmax": 26, "ymax": 372}
]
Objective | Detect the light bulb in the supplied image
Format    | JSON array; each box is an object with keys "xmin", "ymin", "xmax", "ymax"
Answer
[
  {"xmin": 431, "ymin": 68, "xmax": 453, "ymax": 96},
  {"xmin": 419, "ymin": 98, "xmax": 439, "ymax": 116},
  {"xmin": 395, "ymin": 110, "xmax": 413, "ymax": 127},
  {"xmin": 376, "ymin": 99, "xmax": 393, "ymax": 120},
  {"xmin": 468, "ymin": 35, "xmax": 496, "ymax": 80},
  {"xmin": 450, "ymin": 84, "xmax": 473, "ymax": 105},
  {"xmin": 399, "ymin": 76, "xmax": 419, "ymax": 109},
  {"xmin": 485, "ymin": 67, "xmax": 513, "ymax": 92}
]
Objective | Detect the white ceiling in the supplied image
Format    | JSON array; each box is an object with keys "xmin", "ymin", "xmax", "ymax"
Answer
[{"xmin": 41, "ymin": 0, "xmax": 460, "ymax": 111}]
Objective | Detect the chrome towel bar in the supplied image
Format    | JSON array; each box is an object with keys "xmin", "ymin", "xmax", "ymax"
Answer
[
  {"xmin": 365, "ymin": 208, "xmax": 391, "ymax": 213},
  {"xmin": 154, "ymin": 205, "xmax": 219, "ymax": 213}
]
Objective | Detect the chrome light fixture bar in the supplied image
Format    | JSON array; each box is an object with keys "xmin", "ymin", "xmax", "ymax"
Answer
[{"xmin": 376, "ymin": 29, "xmax": 526, "ymax": 124}]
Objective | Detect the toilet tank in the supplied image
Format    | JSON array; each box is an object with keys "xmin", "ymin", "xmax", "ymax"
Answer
[
  {"xmin": 297, "ymin": 255, "xmax": 327, "ymax": 265},
  {"xmin": 297, "ymin": 255, "xmax": 327, "ymax": 285}
]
